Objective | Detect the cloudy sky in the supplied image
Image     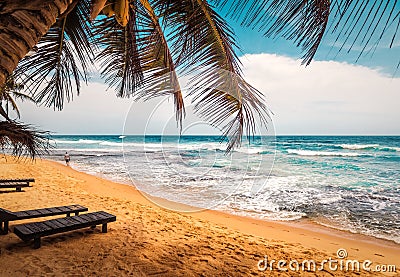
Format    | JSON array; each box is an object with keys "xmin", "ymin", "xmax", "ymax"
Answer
[{"xmin": 17, "ymin": 3, "xmax": 400, "ymax": 136}]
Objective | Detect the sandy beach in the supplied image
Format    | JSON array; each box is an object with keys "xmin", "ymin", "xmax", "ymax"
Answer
[{"xmin": 0, "ymin": 156, "xmax": 398, "ymax": 276}]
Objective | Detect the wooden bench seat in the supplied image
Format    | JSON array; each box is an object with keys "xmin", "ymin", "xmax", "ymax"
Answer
[
  {"xmin": 0, "ymin": 204, "xmax": 88, "ymax": 234},
  {"xmin": 0, "ymin": 179, "xmax": 35, "ymax": 192},
  {"xmin": 13, "ymin": 211, "xmax": 116, "ymax": 248}
]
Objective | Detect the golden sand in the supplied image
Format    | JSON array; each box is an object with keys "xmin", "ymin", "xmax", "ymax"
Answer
[{"xmin": 0, "ymin": 156, "xmax": 398, "ymax": 276}]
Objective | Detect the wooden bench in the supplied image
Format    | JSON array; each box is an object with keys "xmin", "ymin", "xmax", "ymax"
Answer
[
  {"xmin": 0, "ymin": 179, "xmax": 35, "ymax": 192},
  {"xmin": 0, "ymin": 204, "xmax": 88, "ymax": 234},
  {"xmin": 13, "ymin": 211, "xmax": 116, "ymax": 248}
]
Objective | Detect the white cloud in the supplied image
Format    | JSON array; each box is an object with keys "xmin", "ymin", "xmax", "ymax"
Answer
[
  {"xmin": 16, "ymin": 54, "xmax": 400, "ymax": 135},
  {"xmin": 241, "ymin": 53, "xmax": 400, "ymax": 135},
  {"xmin": 18, "ymin": 82, "xmax": 132, "ymax": 134}
]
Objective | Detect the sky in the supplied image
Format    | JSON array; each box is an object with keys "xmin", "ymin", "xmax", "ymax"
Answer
[{"xmin": 16, "ymin": 2, "xmax": 400, "ymax": 136}]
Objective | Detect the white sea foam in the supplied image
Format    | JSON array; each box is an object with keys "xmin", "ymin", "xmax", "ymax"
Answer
[
  {"xmin": 100, "ymin": 141, "xmax": 123, "ymax": 147},
  {"xmin": 235, "ymin": 148, "xmax": 263, "ymax": 154},
  {"xmin": 287, "ymin": 149, "xmax": 362, "ymax": 157},
  {"xmin": 55, "ymin": 148, "xmax": 123, "ymax": 152},
  {"xmin": 338, "ymin": 144, "xmax": 380, "ymax": 150},
  {"xmin": 261, "ymin": 211, "xmax": 307, "ymax": 221},
  {"xmin": 318, "ymin": 195, "xmax": 342, "ymax": 205},
  {"xmin": 55, "ymin": 139, "xmax": 103, "ymax": 144},
  {"xmin": 338, "ymin": 144, "xmax": 400, "ymax": 152},
  {"xmin": 226, "ymin": 207, "xmax": 306, "ymax": 221}
]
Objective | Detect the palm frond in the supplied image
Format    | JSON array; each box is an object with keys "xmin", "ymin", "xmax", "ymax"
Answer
[
  {"xmin": 95, "ymin": 1, "xmax": 185, "ymax": 125},
  {"xmin": 94, "ymin": 6, "xmax": 144, "ymax": 97},
  {"xmin": 0, "ymin": 75, "xmax": 34, "ymax": 119},
  {"xmin": 0, "ymin": 120, "xmax": 51, "ymax": 159},
  {"xmin": 159, "ymin": 0, "xmax": 269, "ymax": 151},
  {"xmin": 14, "ymin": 0, "xmax": 94, "ymax": 110},
  {"xmin": 137, "ymin": 0, "xmax": 185, "ymax": 125},
  {"xmin": 210, "ymin": 0, "xmax": 399, "ymax": 66},
  {"xmin": 0, "ymin": 105, "xmax": 10, "ymax": 121},
  {"xmin": 329, "ymin": 0, "xmax": 399, "ymax": 62}
]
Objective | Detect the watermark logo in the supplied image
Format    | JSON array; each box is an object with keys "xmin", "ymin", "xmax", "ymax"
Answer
[
  {"xmin": 257, "ymin": 248, "xmax": 396, "ymax": 273},
  {"xmin": 336, "ymin": 248, "xmax": 347, "ymax": 259}
]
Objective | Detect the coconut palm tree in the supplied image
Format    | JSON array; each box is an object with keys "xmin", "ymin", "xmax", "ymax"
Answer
[
  {"xmin": 0, "ymin": 0, "xmax": 398, "ymax": 156},
  {"xmin": 0, "ymin": 74, "xmax": 32, "ymax": 120},
  {"xmin": 0, "ymin": 75, "xmax": 50, "ymax": 158}
]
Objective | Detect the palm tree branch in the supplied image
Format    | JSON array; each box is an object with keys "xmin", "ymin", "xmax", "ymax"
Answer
[
  {"xmin": 138, "ymin": 0, "xmax": 185, "ymax": 125},
  {"xmin": 195, "ymin": 0, "xmax": 232, "ymax": 70},
  {"xmin": 210, "ymin": 0, "xmax": 399, "ymax": 66},
  {"xmin": 1, "ymin": 92, "xmax": 21, "ymax": 118},
  {"xmin": 14, "ymin": 0, "xmax": 94, "ymax": 110},
  {"xmin": 0, "ymin": 75, "xmax": 34, "ymax": 119},
  {"xmin": 0, "ymin": 105, "xmax": 11, "ymax": 121},
  {"xmin": 95, "ymin": 8, "xmax": 145, "ymax": 97},
  {"xmin": 0, "ymin": 120, "xmax": 51, "ymax": 159},
  {"xmin": 161, "ymin": 0, "xmax": 269, "ymax": 150}
]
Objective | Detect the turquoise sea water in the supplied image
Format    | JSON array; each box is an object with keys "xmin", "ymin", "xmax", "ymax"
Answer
[{"xmin": 48, "ymin": 135, "xmax": 400, "ymax": 243}]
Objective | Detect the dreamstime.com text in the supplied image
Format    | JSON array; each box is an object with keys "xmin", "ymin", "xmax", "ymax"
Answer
[{"xmin": 257, "ymin": 249, "xmax": 396, "ymax": 273}]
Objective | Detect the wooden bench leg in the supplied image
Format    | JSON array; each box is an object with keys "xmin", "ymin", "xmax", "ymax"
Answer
[
  {"xmin": 33, "ymin": 238, "xmax": 41, "ymax": 249},
  {"xmin": 90, "ymin": 225, "xmax": 96, "ymax": 229},
  {"xmin": 74, "ymin": 212, "xmax": 79, "ymax": 216},
  {"xmin": 66, "ymin": 213, "xmax": 70, "ymax": 217},
  {"xmin": 102, "ymin": 223, "xmax": 108, "ymax": 233},
  {"xmin": 0, "ymin": 221, "xmax": 9, "ymax": 235},
  {"xmin": 3, "ymin": 221, "xmax": 8, "ymax": 234},
  {"xmin": 16, "ymin": 186, "xmax": 21, "ymax": 192}
]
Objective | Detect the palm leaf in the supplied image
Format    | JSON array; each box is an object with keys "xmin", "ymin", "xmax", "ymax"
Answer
[
  {"xmin": 0, "ymin": 105, "xmax": 10, "ymax": 121},
  {"xmin": 210, "ymin": 0, "xmax": 399, "ymax": 66},
  {"xmin": 0, "ymin": 120, "xmax": 51, "ymax": 159},
  {"xmin": 329, "ymin": 0, "xmax": 399, "ymax": 63},
  {"xmin": 95, "ymin": 1, "xmax": 185, "ymax": 125},
  {"xmin": 159, "ymin": 0, "xmax": 269, "ymax": 151},
  {"xmin": 0, "ymin": 75, "xmax": 33, "ymax": 119},
  {"xmin": 14, "ymin": 0, "xmax": 94, "ymax": 110},
  {"xmin": 137, "ymin": 0, "xmax": 185, "ymax": 125},
  {"xmin": 94, "ymin": 7, "xmax": 145, "ymax": 97}
]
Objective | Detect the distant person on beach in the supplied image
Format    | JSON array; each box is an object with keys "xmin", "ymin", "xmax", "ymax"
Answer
[{"xmin": 64, "ymin": 152, "xmax": 70, "ymax": 166}]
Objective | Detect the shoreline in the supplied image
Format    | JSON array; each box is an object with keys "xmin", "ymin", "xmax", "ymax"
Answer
[
  {"xmin": 1, "ymin": 156, "xmax": 399, "ymax": 275},
  {"xmin": 39, "ymin": 159, "xmax": 400, "ymax": 261},
  {"xmin": 67, "ymin": 159, "xmax": 400, "ymax": 248},
  {"xmin": 35, "ymin": 159, "xmax": 400, "ymax": 263}
]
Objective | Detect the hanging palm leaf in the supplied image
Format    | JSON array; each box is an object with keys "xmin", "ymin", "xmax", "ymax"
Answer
[
  {"xmin": 95, "ymin": 0, "xmax": 185, "ymax": 126},
  {"xmin": 94, "ymin": 6, "xmax": 144, "ymax": 97},
  {"xmin": 14, "ymin": 0, "xmax": 94, "ymax": 110},
  {"xmin": 210, "ymin": 0, "xmax": 399, "ymax": 67},
  {"xmin": 0, "ymin": 121, "xmax": 51, "ymax": 159},
  {"xmin": 0, "ymin": 75, "xmax": 33, "ymax": 120},
  {"xmin": 0, "ymin": 75, "xmax": 50, "ymax": 159},
  {"xmin": 156, "ymin": 0, "xmax": 269, "ymax": 150}
]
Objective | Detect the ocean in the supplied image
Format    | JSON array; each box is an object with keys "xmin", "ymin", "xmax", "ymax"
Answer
[{"xmin": 48, "ymin": 135, "xmax": 400, "ymax": 244}]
